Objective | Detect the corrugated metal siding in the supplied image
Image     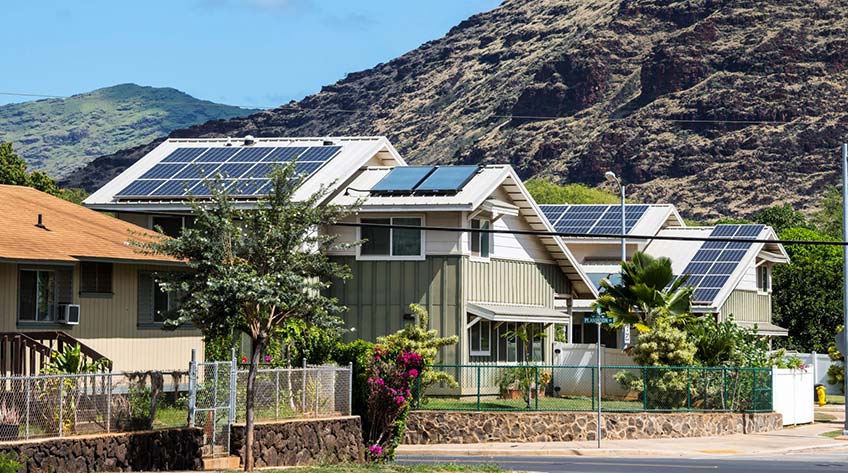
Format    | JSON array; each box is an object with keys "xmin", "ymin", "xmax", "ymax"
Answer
[
  {"xmin": 0, "ymin": 262, "xmax": 203, "ymax": 372},
  {"xmin": 720, "ymin": 289, "xmax": 771, "ymax": 323},
  {"xmin": 464, "ymin": 258, "xmax": 568, "ymax": 308},
  {"xmin": 329, "ymin": 256, "xmax": 463, "ymax": 364}
]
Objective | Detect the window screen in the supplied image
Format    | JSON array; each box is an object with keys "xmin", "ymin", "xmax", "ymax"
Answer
[{"xmin": 80, "ymin": 262, "xmax": 113, "ymax": 293}]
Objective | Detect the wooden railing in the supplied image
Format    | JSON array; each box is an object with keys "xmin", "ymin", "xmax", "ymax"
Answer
[{"xmin": 0, "ymin": 332, "xmax": 112, "ymax": 376}]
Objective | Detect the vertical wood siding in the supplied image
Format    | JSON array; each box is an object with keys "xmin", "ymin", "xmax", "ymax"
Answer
[
  {"xmin": 329, "ymin": 256, "xmax": 463, "ymax": 364},
  {"xmin": 720, "ymin": 290, "xmax": 771, "ymax": 324},
  {"xmin": 464, "ymin": 258, "xmax": 569, "ymax": 308},
  {"xmin": 0, "ymin": 262, "xmax": 203, "ymax": 372}
]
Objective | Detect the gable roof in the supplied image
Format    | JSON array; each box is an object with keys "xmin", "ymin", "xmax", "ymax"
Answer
[
  {"xmin": 84, "ymin": 136, "xmax": 405, "ymax": 212},
  {"xmin": 333, "ymin": 165, "xmax": 598, "ymax": 299},
  {"xmin": 0, "ymin": 185, "xmax": 175, "ymax": 264},
  {"xmin": 539, "ymin": 203, "xmax": 684, "ymax": 241}
]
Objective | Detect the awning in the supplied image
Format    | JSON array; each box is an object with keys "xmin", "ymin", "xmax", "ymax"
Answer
[
  {"xmin": 736, "ymin": 321, "xmax": 789, "ymax": 337},
  {"xmin": 467, "ymin": 302, "xmax": 569, "ymax": 324}
]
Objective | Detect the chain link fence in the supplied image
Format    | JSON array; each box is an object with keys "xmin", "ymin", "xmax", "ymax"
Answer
[
  {"xmin": 0, "ymin": 371, "xmax": 189, "ymax": 441},
  {"xmin": 413, "ymin": 364, "xmax": 773, "ymax": 413}
]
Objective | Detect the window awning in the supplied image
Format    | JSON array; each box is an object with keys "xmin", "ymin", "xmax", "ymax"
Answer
[
  {"xmin": 467, "ymin": 302, "xmax": 569, "ymax": 324},
  {"xmin": 736, "ymin": 321, "xmax": 789, "ymax": 337}
]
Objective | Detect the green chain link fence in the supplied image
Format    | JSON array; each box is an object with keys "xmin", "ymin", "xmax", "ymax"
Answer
[{"xmin": 412, "ymin": 364, "xmax": 772, "ymax": 413}]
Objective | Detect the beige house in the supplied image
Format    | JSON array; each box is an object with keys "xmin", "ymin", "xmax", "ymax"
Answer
[{"xmin": 0, "ymin": 184, "xmax": 200, "ymax": 374}]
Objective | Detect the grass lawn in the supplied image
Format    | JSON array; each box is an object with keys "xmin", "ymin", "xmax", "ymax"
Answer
[
  {"xmin": 815, "ymin": 411, "xmax": 837, "ymax": 422},
  {"xmin": 153, "ymin": 406, "xmax": 188, "ymax": 429},
  {"xmin": 422, "ymin": 395, "xmax": 642, "ymax": 411},
  {"xmin": 826, "ymin": 394, "xmax": 845, "ymax": 405},
  {"xmin": 820, "ymin": 430, "xmax": 844, "ymax": 439},
  {"xmin": 227, "ymin": 465, "xmax": 504, "ymax": 473}
]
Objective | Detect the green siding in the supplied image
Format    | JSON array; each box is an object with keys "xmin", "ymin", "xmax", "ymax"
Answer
[
  {"xmin": 720, "ymin": 290, "xmax": 771, "ymax": 324},
  {"xmin": 328, "ymin": 256, "xmax": 463, "ymax": 364}
]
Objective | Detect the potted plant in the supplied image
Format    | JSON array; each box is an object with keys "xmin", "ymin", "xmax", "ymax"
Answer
[{"xmin": 0, "ymin": 403, "xmax": 20, "ymax": 441}]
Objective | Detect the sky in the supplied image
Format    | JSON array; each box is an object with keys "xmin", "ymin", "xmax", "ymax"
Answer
[{"xmin": 1, "ymin": 0, "xmax": 501, "ymax": 108}]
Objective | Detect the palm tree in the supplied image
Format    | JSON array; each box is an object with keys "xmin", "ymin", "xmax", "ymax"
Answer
[{"xmin": 596, "ymin": 252, "xmax": 695, "ymax": 333}]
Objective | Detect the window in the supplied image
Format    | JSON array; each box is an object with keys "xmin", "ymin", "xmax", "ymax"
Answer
[
  {"xmin": 495, "ymin": 323, "xmax": 545, "ymax": 362},
  {"xmin": 469, "ymin": 320, "xmax": 491, "ymax": 356},
  {"xmin": 80, "ymin": 262, "xmax": 113, "ymax": 294},
  {"xmin": 359, "ymin": 217, "xmax": 423, "ymax": 259},
  {"xmin": 757, "ymin": 265, "xmax": 770, "ymax": 293},
  {"xmin": 138, "ymin": 271, "xmax": 181, "ymax": 326},
  {"xmin": 19, "ymin": 270, "xmax": 56, "ymax": 322},
  {"xmin": 470, "ymin": 219, "xmax": 491, "ymax": 258},
  {"xmin": 152, "ymin": 216, "xmax": 183, "ymax": 238}
]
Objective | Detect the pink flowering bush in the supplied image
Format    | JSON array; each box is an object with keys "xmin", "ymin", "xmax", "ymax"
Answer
[{"xmin": 364, "ymin": 345, "xmax": 424, "ymax": 461}]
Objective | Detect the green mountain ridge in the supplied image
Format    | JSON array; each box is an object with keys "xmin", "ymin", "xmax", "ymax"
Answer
[{"xmin": 0, "ymin": 83, "xmax": 260, "ymax": 178}]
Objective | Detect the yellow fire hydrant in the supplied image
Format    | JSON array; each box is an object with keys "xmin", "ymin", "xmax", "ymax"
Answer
[{"xmin": 815, "ymin": 385, "xmax": 827, "ymax": 406}]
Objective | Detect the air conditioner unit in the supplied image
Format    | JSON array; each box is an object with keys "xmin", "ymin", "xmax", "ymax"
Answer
[{"xmin": 57, "ymin": 304, "xmax": 81, "ymax": 325}]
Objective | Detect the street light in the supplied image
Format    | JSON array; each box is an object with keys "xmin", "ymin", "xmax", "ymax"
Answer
[{"xmin": 604, "ymin": 171, "xmax": 626, "ymax": 263}]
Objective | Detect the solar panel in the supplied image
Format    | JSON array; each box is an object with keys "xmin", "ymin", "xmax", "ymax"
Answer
[
  {"xmin": 116, "ymin": 180, "xmax": 165, "ymax": 197},
  {"xmin": 679, "ymin": 224, "xmax": 765, "ymax": 303},
  {"xmin": 262, "ymin": 147, "xmax": 308, "ymax": 162},
  {"xmin": 228, "ymin": 147, "xmax": 274, "ymax": 162},
  {"xmin": 415, "ymin": 166, "xmax": 479, "ymax": 193},
  {"xmin": 216, "ymin": 163, "xmax": 256, "ymax": 179},
  {"xmin": 150, "ymin": 180, "xmax": 195, "ymax": 196},
  {"xmin": 295, "ymin": 162, "xmax": 323, "ymax": 176},
  {"xmin": 371, "ymin": 167, "xmax": 435, "ymax": 193},
  {"xmin": 140, "ymin": 164, "xmax": 187, "ymax": 179},
  {"xmin": 549, "ymin": 204, "xmax": 650, "ymax": 236},
  {"xmin": 174, "ymin": 163, "xmax": 223, "ymax": 179},
  {"xmin": 228, "ymin": 180, "xmax": 269, "ymax": 196},
  {"xmin": 196, "ymin": 148, "xmax": 240, "ymax": 162},
  {"xmin": 298, "ymin": 146, "xmax": 341, "ymax": 162},
  {"xmin": 161, "ymin": 148, "xmax": 208, "ymax": 163}
]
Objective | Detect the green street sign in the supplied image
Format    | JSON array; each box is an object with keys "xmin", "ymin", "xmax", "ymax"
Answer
[{"xmin": 585, "ymin": 315, "xmax": 614, "ymax": 325}]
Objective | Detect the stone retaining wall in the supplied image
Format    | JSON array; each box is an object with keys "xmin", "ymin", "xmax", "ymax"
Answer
[
  {"xmin": 404, "ymin": 411, "xmax": 782, "ymax": 444},
  {"xmin": 230, "ymin": 416, "xmax": 365, "ymax": 467},
  {"xmin": 0, "ymin": 428, "xmax": 203, "ymax": 472}
]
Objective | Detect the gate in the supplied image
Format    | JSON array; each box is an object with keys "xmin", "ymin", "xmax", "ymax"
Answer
[{"xmin": 188, "ymin": 349, "xmax": 235, "ymax": 454}]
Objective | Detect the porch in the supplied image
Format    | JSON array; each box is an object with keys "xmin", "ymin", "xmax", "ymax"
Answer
[{"xmin": 0, "ymin": 331, "xmax": 111, "ymax": 376}]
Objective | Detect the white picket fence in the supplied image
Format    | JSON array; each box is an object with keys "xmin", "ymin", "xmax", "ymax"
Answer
[{"xmin": 772, "ymin": 368, "xmax": 814, "ymax": 425}]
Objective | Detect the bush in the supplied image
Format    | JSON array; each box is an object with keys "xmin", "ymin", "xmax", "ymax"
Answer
[
  {"xmin": 0, "ymin": 453, "xmax": 21, "ymax": 473},
  {"xmin": 827, "ymin": 345, "xmax": 845, "ymax": 394},
  {"xmin": 687, "ymin": 317, "xmax": 768, "ymax": 367},
  {"xmin": 332, "ymin": 339, "xmax": 375, "ymax": 418}
]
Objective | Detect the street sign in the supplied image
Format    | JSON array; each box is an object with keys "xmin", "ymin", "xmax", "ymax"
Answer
[
  {"xmin": 836, "ymin": 327, "xmax": 846, "ymax": 355},
  {"xmin": 585, "ymin": 315, "xmax": 614, "ymax": 325}
]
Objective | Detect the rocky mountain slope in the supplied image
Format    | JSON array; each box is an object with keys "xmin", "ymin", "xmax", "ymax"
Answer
[
  {"xmin": 1, "ymin": 84, "xmax": 258, "ymax": 178},
  {"xmin": 62, "ymin": 1, "xmax": 848, "ymax": 219}
]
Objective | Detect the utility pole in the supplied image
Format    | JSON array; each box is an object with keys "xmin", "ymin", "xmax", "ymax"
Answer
[{"xmin": 842, "ymin": 143, "xmax": 848, "ymax": 436}]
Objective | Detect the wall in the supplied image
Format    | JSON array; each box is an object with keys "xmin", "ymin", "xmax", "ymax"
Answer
[
  {"xmin": 403, "ymin": 411, "xmax": 782, "ymax": 444},
  {"xmin": 0, "ymin": 428, "xmax": 203, "ymax": 473},
  {"xmin": 328, "ymin": 256, "xmax": 463, "ymax": 364},
  {"xmin": 720, "ymin": 289, "xmax": 771, "ymax": 324},
  {"xmin": 230, "ymin": 416, "xmax": 364, "ymax": 468},
  {"xmin": 464, "ymin": 258, "xmax": 568, "ymax": 307},
  {"xmin": 0, "ymin": 262, "xmax": 204, "ymax": 372}
]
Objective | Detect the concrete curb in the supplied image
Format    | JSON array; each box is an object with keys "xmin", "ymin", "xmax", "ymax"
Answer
[{"xmin": 396, "ymin": 441, "xmax": 848, "ymax": 459}]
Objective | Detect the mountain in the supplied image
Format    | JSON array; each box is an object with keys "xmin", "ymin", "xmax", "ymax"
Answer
[
  {"xmin": 62, "ymin": 1, "xmax": 848, "ymax": 219},
  {"xmin": 1, "ymin": 83, "xmax": 259, "ymax": 178}
]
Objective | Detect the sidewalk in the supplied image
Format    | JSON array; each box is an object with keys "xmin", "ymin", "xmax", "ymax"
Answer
[{"xmin": 396, "ymin": 421, "xmax": 848, "ymax": 458}]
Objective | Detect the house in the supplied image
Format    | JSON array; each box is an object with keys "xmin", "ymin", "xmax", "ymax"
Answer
[
  {"xmin": 83, "ymin": 136, "xmax": 598, "ymax": 371},
  {"xmin": 539, "ymin": 203, "xmax": 790, "ymax": 348},
  {"xmin": 0, "ymin": 184, "xmax": 199, "ymax": 375}
]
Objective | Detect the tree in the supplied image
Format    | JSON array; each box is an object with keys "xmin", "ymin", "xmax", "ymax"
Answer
[
  {"xmin": 524, "ymin": 178, "xmax": 620, "ymax": 204},
  {"xmin": 597, "ymin": 252, "xmax": 695, "ymax": 332},
  {"xmin": 139, "ymin": 166, "xmax": 358, "ymax": 471},
  {"xmin": 753, "ymin": 203, "xmax": 808, "ymax": 234},
  {"xmin": 0, "ymin": 142, "xmax": 88, "ymax": 202},
  {"xmin": 686, "ymin": 317, "xmax": 768, "ymax": 367},
  {"xmin": 771, "ymin": 227, "xmax": 843, "ymax": 352},
  {"xmin": 811, "ymin": 186, "xmax": 843, "ymax": 238}
]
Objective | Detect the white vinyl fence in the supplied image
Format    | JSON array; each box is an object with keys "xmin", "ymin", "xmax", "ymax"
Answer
[
  {"xmin": 553, "ymin": 343, "xmax": 635, "ymax": 397},
  {"xmin": 771, "ymin": 367, "xmax": 814, "ymax": 425},
  {"xmin": 788, "ymin": 352, "xmax": 842, "ymax": 394}
]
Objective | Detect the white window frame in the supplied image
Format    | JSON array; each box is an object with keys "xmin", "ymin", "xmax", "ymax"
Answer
[
  {"xmin": 356, "ymin": 215, "xmax": 426, "ymax": 261},
  {"xmin": 756, "ymin": 265, "xmax": 771, "ymax": 295},
  {"xmin": 470, "ymin": 218, "xmax": 492, "ymax": 261},
  {"xmin": 469, "ymin": 319, "xmax": 492, "ymax": 357}
]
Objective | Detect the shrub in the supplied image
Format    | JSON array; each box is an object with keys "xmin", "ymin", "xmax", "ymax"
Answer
[
  {"xmin": 0, "ymin": 453, "xmax": 21, "ymax": 473},
  {"xmin": 827, "ymin": 344, "xmax": 845, "ymax": 394},
  {"xmin": 332, "ymin": 339, "xmax": 375, "ymax": 418},
  {"xmin": 687, "ymin": 317, "xmax": 768, "ymax": 367}
]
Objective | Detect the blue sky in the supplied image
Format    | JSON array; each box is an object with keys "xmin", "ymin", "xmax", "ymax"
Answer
[{"xmin": 1, "ymin": 0, "xmax": 501, "ymax": 108}]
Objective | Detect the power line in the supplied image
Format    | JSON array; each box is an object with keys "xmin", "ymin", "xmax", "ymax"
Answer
[{"xmin": 334, "ymin": 221, "xmax": 847, "ymax": 247}]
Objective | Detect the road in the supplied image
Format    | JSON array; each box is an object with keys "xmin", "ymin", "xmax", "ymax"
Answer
[{"xmin": 397, "ymin": 452, "xmax": 848, "ymax": 472}]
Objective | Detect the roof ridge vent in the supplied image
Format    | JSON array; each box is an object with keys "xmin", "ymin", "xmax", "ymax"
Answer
[
  {"xmin": 243, "ymin": 135, "xmax": 255, "ymax": 146},
  {"xmin": 322, "ymin": 139, "xmax": 335, "ymax": 146},
  {"xmin": 225, "ymin": 137, "xmax": 233, "ymax": 147}
]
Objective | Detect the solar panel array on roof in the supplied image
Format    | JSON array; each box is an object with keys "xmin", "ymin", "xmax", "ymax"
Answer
[
  {"xmin": 369, "ymin": 165, "xmax": 479, "ymax": 195},
  {"xmin": 114, "ymin": 145, "xmax": 341, "ymax": 199},
  {"xmin": 680, "ymin": 224, "xmax": 764, "ymax": 304},
  {"xmin": 539, "ymin": 204, "xmax": 650, "ymax": 236}
]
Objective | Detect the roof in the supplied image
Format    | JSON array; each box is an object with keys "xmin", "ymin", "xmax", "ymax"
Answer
[
  {"xmin": 539, "ymin": 204, "xmax": 684, "ymax": 241},
  {"xmin": 644, "ymin": 225, "xmax": 789, "ymax": 310},
  {"xmin": 332, "ymin": 165, "xmax": 598, "ymax": 299},
  {"xmin": 84, "ymin": 136, "xmax": 405, "ymax": 212},
  {"xmin": 467, "ymin": 302, "xmax": 570, "ymax": 324},
  {"xmin": 0, "ymin": 185, "xmax": 175, "ymax": 264},
  {"xmin": 736, "ymin": 321, "xmax": 789, "ymax": 337}
]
